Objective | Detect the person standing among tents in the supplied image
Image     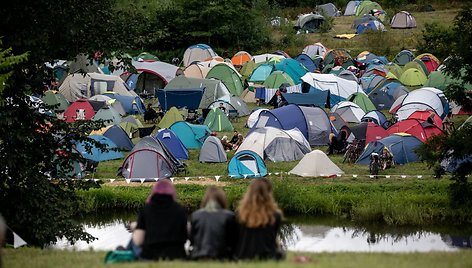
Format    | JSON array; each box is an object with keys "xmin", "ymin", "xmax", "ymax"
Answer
[
  {"xmin": 189, "ymin": 186, "xmax": 237, "ymax": 260},
  {"xmin": 442, "ymin": 112, "xmax": 455, "ymax": 135},
  {"xmin": 128, "ymin": 179, "xmax": 188, "ymax": 260},
  {"xmin": 234, "ymin": 179, "xmax": 285, "ymax": 260}
]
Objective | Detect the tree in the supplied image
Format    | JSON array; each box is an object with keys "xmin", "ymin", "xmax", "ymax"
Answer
[{"xmin": 0, "ymin": 0, "xmax": 118, "ymax": 246}]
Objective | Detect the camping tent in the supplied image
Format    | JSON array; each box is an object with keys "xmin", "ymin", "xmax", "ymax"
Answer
[
  {"xmin": 390, "ymin": 11, "xmax": 417, "ymax": 28},
  {"xmin": 169, "ymin": 121, "xmax": 211, "ymax": 149},
  {"xmin": 356, "ymin": 1, "xmax": 383, "ymax": 17},
  {"xmin": 237, "ymin": 127, "xmax": 311, "ymax": 162},
  {"xmin": 231, "ymin": 51, "xmax": 252, "ymax": 67},
  {"xmin": 155, "ymin": 129, "xmax": 189, "ymax": 160},
  {"xmin": 347, "ymin": 92, "xmax": 376, "ymax": 112},
  {"xmin": 301, "ymin": 73, "xmax": 362, "ymax": 106},
  {"xmin": 183, "ymin": 62, "xmax": 210, "ymax": 78},
  {"xmin": 206, "ymin": 63, "xmax": 244, "ymax": 96},
  {"xmin": 404, "ymin": 59, "xmax": 429, "ymax": 76},
  {"xmin": 92, "ymin": 106, "xmax": 122, "ymax": 126},
  {"xmin": 338, "ymin": 70, "xmax": 359, "ymax": 83},
  {"xmin": 345, "ymin": 1, "xmax": 361, "ymax": 16},
  {"xmin": 249, "ymin": 63, "xmax": 275, "ymax": 83},
  {"xmin": 64, "ymin": 99, "xmax": 103, "ymax": 123},
  {"xmin": 356, "ymin": 133, "xmax": 423, "ymax": 165},
  {"xmin": 390, "ymin": 87, "xmax": 447, "ymax": 120},
  {"xmin": 59, "ymin": 73, "xmax": 133, "ymax": 102},
  {"xmin": 247, "ymin": 108, "xmax": 269, "ymax": 128},
  {"xmin": 207, "ymin": 96, "xmax": 250, "ymax": 116},
  {"xmin": 356, "ymin": 20, "xmax": 385, "ymax": 34},
  {"xmin": 416, "ymin": 53, "xmax": 440, "ymax": 73},
  {"xmin": 252, "ymin": 104, "xmax": 331, "ymax": 146},
  {"xmin": 274, "ymin": 59, "xmax": 308, "ymax": 84},
  {"xmin": 89, "ymin": 95, "xmax": 126, "ymax": 116},
  {"xmin": 368, "ymin": 81, "xmax": 409, "ymax": 110},
  {"xmin": 102, "ymin": 92, "xmax": 146, "ymax": 114},
  {"xmin": 99, "ymin": 125, "xmax": 134, "ymax": 151},
  {"xmin": 120, "ymin": 136, "xmax": 185, "ymax": 181},
  {"xmin": 361, "ymin": 110, "xmax": 389, "ymax": 128},
  {"xmin": 316, "ymin": 3, "xmax": 341, "ymax": 17},
  {"xmin": 294, "ymin": 13, "xmax": 325, "ymax": 33},
  {"xmin": 41, "ymin": 90, "xmax": 69, "ymax": 112},
  {"xmin": 252, "ymin": 53, "xmax": 286, "ymax": 64},
  {"xmin": 350, "ymin": 122, "xmax": 388, "ymax": 143},
  {"xmin": 393, "ymin": 50, "xmax": 415, "ymax": 66},
  {"xmin": 228, "ymin": 150, "xmax": 267, "ymax": 178},
  {"xmin": 295, "ymin": 54, "xmax": 319, "ymax": 72},
  {"xmin": 289, "ymin": 150, "xmax": 344, "ymax": 177},
  {"xmin": 158, "ymin": 107, "xmax": 185, "ymax": 129},
  {"xmin": 408, "ymin": 110, "xmax": 443, "ymax": 128},
  {"xmin": 330, "ymin": 101, "xmax": 366, "ymax": 123},
  {"xmin": 400, "ymin": 68, "xmax": 427, "ymax": 87},
  {"xmin": 183, "ymin": 44, "xmax": 218, "ymax": 67},
  {"xmin": 199, "ymin": 136, "xmax": 227, "ymax": 163},
  {"xmin": 156, "ymin": 88, "xmax": 204, "ymax": 111},
  {"xmin": 204, "ymin": 108, "xmax": 234, "ymax": 132},
  {"xmin": 76, "ymin": 135, "xmax": 123, "ymax": 162},
  {"xmin": 302, "ymin": 43, "xmax": 327, "ymax": 58},
  {"xmin": 387, "ymin": 119, "xmax": 443, "ymax": 142},
  {"xmin": 263, "ymin": 71, "xmax": 295, "ymax": 88},
  {"xmin": 164, "ymin": 76, "xmax": 232, "ymax": 109}
]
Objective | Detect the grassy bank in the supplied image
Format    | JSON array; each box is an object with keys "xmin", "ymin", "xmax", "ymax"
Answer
[
  {"xmin": 5, "ymin": 248, "xmax": 472, "ymax": 268},
  {"xmin": 77, "ymin": 177, "xmax": 472, "ymax": 226}
]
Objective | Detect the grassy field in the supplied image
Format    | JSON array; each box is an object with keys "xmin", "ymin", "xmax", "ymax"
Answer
[{"xmin": 5, "ymin": 248, "xmax": 472, "ymax": 268}]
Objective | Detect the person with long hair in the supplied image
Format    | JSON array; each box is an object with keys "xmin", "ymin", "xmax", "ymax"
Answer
[
  {"xmin": 131, "ymin": 178, "xmax": 187, "ymax": 260},
  {"xmin": 235, "ymin": 178, "xmax": 284, "ymax": 260},
  {"xmin": 189, "ymin": 186, "xmax": 237, "ymax": 260}
]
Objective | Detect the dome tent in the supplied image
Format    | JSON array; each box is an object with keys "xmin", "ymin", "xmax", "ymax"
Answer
[
  {"xmin": 289, "ymin": 150, "xmax": 344, "ymax": 177},
  {"xmin": 228, "ymin": 150, "xmax": 267, "ymax": 179},
  {"xmin": 199, "ymin": 136, "xmax": 227, "ymax": 163},
  {"xmin": 330, "ymin": 101, "xmax": 366, "ymax": 123},
  {"xmin": 155, "ymin": 129, "xmax": 189, "ymax": 160},
  {"xmin": 390, "ymin": 11, "xmax": 417, "ymax": 29},
  {"xmin": 294, "ymin": 13, "xmax": 325, "ymax": 33},
  {"xmin": 204, "ymin": 108, "xmax": 234, "ymax": 132}
]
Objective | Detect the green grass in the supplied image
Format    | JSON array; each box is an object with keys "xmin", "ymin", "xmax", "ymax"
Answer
[{"xmin": 5, "ymin": 248, "xmax": 472, "ymax": 268}]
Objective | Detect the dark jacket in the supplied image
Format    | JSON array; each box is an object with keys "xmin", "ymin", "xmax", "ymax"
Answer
[
  {"xmin": 136, "ymin": 194, "xmax": 188, "ymax": 260},
  {"xmin": 234, "ymin": 212, "xmax": 283, "ymax": 260},
  {"xmin": 190, "ymin": 205, "xmax": 237, "ymax": 259}
]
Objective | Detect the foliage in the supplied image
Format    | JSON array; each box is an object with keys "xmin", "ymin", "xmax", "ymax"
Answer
[
  {"xmin": 418, "ymin": 22, "xmax": 453, "ymax": 61},
  {"xmin": 0, "ymin": 42, "xmax": 28, "ymax": 106}
]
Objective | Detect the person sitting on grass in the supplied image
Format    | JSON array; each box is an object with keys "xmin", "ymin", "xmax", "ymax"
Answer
[
  {"xmin": 143, "ymin": 103, "xmax": 159, "ymax": 123},
  {"xmin": 189, "ymin": 186, "xmax": 237, "ymax": 260},
  {"xmin": 230, "ymin": 131, "xmax": 239, "ymax": 144},
  {"xmin": 234, "ymin": 178, "xmax": 285, "ymax": 260},
  {"xmin": 232, "ymin": 134, "xmax": 244, "ymax": 150},
  {"xmin": 127, "ymin": 179, "xmax": 188, "ymax": 260},
  {"xmin": 221, "ymin": 136, "xmax": 233, "ymax": 151}
]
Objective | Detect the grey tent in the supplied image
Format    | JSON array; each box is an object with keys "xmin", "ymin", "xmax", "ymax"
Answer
[
  {"xmin": 299, "ymin": 106, "xmax": 332, "ymax": 146},
  {"xmin": 344, "ymin": 1, "xmax": 360, "ymax": 16},
  {"xmin": 120, "ymin": 136, "xmax": 185, "ymax": 182},
  {"xmin": 237, "ymin": 127, "xmax": 311, "ymax": 162},
  {"xmin": 338, "ymin": 70, "xmax": 359, "ymax": 83},
  {"xmin": 390, "ymin": 11, "xmax": 417, "ymax": 29},
  {"xmin": 294, "ymin": 13, "xmax": 325, "ymax": 33},
  {"xmin": 207, "ymin": 95, "xmax": 250, "ymax": 116},
  {"xmin": 164, "ymin": 76, "xmax": 231, "ymax": 109},
  {"xmin": 393, "ymin": 50, "xmax": 415, "ymax": 66},
  {"xmin": 316, "ymin": 3, "xmax": 341, "ymax": 17},
  {"xmin": 68, "ymin": 53, "xmax": 103, "ymax": 74},
  {"xmin": 92, "ymin": 106, "xmax": 122, "ymax": 126},
  {"xmin": 199, "ymin": 136, "xmax": 227, "ymax": 163}
]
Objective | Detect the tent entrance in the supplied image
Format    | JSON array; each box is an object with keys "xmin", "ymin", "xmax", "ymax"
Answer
[{"xmin": 238, "ymin": 154, "xmax": 259, "ymax": 175}]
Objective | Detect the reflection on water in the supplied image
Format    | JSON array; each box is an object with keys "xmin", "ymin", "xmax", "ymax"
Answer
[{"xmin": 53, "ymin": 215, "xmax": 472, "ymax": 252}]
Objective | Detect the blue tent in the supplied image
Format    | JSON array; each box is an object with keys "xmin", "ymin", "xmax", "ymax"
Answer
[
  {"xmin": 281, "ymin": 91, "xmax": 329, "ymax": 107},
  {"xmin": 275, "ymin": 59, "xmax": 308, "ymax": 84},
  {"xmin": 294, "ymin": 54, "xmax": 318, "ymax": 72},
  {"xmin": 356, "ymin": 134, "xmax": 422, "ymax": 165},
  {"xmin": 253, "ymin": 104, "xmax": 308, "ymax": 140},
  {"xmin": 156, "ymin": 88, "xmax": 204, "ymax": 112},
  {"xmin": 249, "ymin": 64, "xmax": 274, "ymax": 83},
  {"xmin": 103, "ymin": 125, "xmax": 134, "ymax": 151},
  {"xmin": 76, "ymin": 135, "xmax": 123, "ymax": 162},
  {"xmin": 103, "ymin": 92, "xmax": 146, "ymax": 114},
  {"xmin": 368, "ymin": 81, "xmax": 409, "ymax": 110},
  {"xmin": 228, "ymin": 150, "xmax": 267, "ymax": 178},
  {"xmin": 356, "ymin": 20, "xmax": 385, "ymax": 34},
  {"xmin": 155, "ymin": 129, "xmax": 189, "ymax": 160},
  {"xmin": 169, "ymin": 121, "xmax": 211, "ymax": 149},
  {"xmin": 361, "ymin": 110, "xmax": 389, "ymax": 128}
]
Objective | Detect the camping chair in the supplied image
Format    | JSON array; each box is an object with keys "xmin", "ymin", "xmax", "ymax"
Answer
[
  {"xmin": 228, "ymin": 109, "xmax": 239, "ymax": 122},
  {"xmin": 138, "ymin": 125, "xmax": 156, "ymax": 138}
]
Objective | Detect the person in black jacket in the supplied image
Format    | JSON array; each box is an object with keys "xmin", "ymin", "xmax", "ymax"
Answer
[
  {"xmin": 189, "ymin": 186, "xmax": 237, "ymax": 260},
  {"xmin": 132, "ymin": 179, "xmax": 188, "ymax": 260},
  {"xmin": 235, "ymin": 178, "xmax": 284, "ymax": 260}
]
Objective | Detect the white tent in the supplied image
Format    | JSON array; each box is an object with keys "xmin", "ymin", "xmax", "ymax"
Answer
[
  {"xmin": 236, "ymin": 127, "xmax": 311, "ymax": 162},
  {"xmin": 89, "ymin": 95, "xmax": 126, "ymax": 116},
  {"xmin": 390, "ymin": 11, "xmax": 417, "ymax": 29},
  {"xmin": 301, "ymin": 73, "xmax": 363, "ymax": 101},
  {"xmin": 289, "ymin": 150, "xmax": 344, "ymax": 177},
  {"xmin": 391, "ymin": 87, "xmax": 446, "ymax": 120},
  {"xmin": 252, "ymin": 53, "xmax": 286, "ymax": 64},
  {"xmin": 302, "ymin": 43, "xmax": 327, "ymax": 58},
  {"xmin": 246, "ymin": 108, "xmax": 269, "ymax": 128},
  {"xmin": 331, "ymin": 101, "xmax": 366, "ymax": 123},
  {"xmin": 59, "ymin": 73, "xmax": 134, "ymax": 102},
  {"xmin": 183, "ymin": 44, "xmax": 219, "ymax": 67}
]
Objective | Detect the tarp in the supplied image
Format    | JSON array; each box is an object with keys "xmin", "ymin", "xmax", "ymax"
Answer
[
  {"xmin": 156, "ymin": 88, "xmax": 204, "ymax": 112},
  {"xmin": 289, "ymin": 150, "xmax": 344, "ymax": 177},
  {"xmin": 281, "ymin": 91, "xmax": 329, "ymax": 107},
  {"xmin": 199, "ymin": 136, "xmax": 227, "ymax": 163},
  {"xmin": 155, "ymin": 129, "xmax": 189, "ymax": 160},
  {"xmin": 228, "ymin": 150, "xmax": 267, "ymax": 178},
  {"xmin": 237, "ymin": 127, "xmax": 311, "ymax": 162},
  {"xmin": 356, "ymin": 133, "xmax": 422, "ymax": 165},
  {"xmin": 301, "ymin": 73, "xmax": 362, "ymax": 106}
]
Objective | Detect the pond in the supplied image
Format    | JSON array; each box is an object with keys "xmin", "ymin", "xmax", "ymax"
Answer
[{"xmin": 53, "ymin": 214, "xmax": 472, "ymax": 253}]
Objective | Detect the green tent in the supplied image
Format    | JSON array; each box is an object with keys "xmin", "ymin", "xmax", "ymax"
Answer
[
  {"xmin": 41, "ymin": 90, "xmax": 70, "ymax": 112},
  {"xmin": 158, "ymin": 107, "xmax": 185, "ymax": 129},
  {"xmin": 400, "ymin": 68, "xmax": 427, "ymax": 87},
  {"xmin": 119, "ymin": 121, "xmax": 139, "ymax": 139},
  {"xmin": 134, "ymin": 52, "xmax": 159, "ymax": 61},
  {"xmin": 404, "ymin": 59, "xmax": 428, "ymax": 76},
  {"xmin": 347, "ymin": 92, "xmax": 376, "ymax": 112},
  {"xmin": 240, "ymin": 60, "xmax": 257, "ymax": 81},
  {"xmin": 356, "ymin": 1, "xmax": 385, "ymax": 22},
  {"xmin": 92, "ymin": 106, "xmax": 122, "ymax": 126},
  {"xmin": 204, "ymin": 108, "xmax": 233, "ymax": 132},
  {"xmin": 385, "ymin": 63, "xmax": 403, "ymax": 79},
  {"xmin": 263, "ymin": 71, "xmax": 295, "ymax": 88},
  {"xmin": 206, "ymin": 63, "xmax": 244, "ymax": 96}
]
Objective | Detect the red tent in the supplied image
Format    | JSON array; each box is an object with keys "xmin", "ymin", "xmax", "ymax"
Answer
[
  {"xmin": 350, "ymin": 122, "xmax": 388, "ymax": 144},
  {"xmin": 64, "ymin": 99, "xmax": 96, "ymax": 123},
  {"xmin": 388, "ymin": 119, "xmax": 443, "ymax": 143},
  {"xmin": 407, "ymin": 110, "xmax": 443, "ymax": 128},
  {"xmin": 418, "ymin": 55, "xmax": 440, "ymax": 73}
]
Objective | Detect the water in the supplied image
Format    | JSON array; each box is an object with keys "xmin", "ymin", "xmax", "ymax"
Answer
[{"xmin": 53, "ymin": 215, "xmax": 472, "ymax": 252}]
